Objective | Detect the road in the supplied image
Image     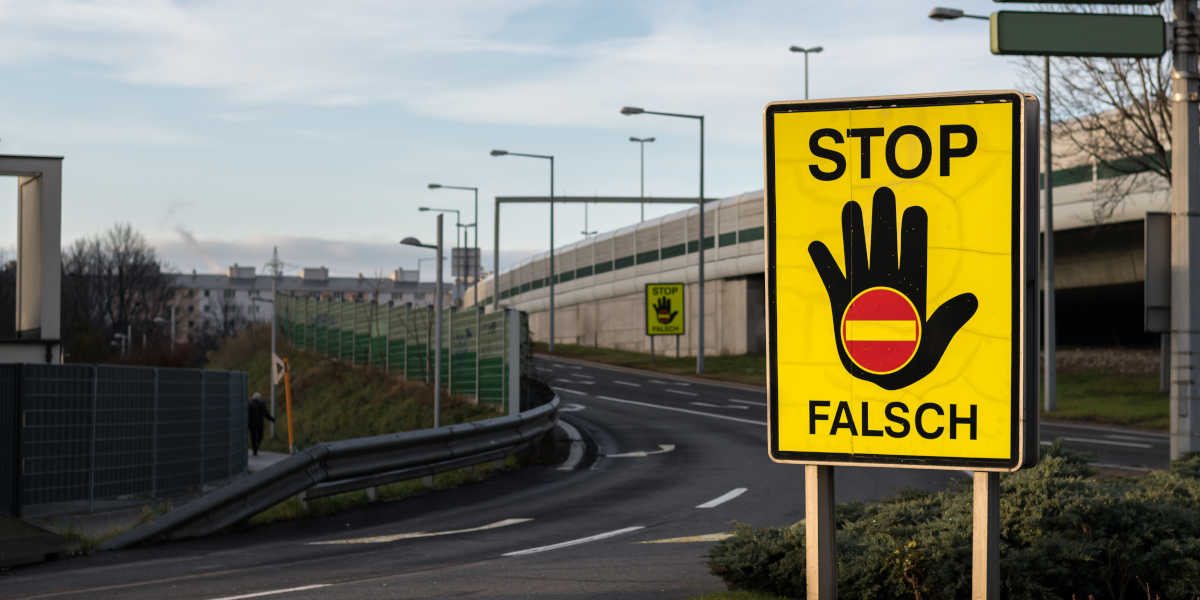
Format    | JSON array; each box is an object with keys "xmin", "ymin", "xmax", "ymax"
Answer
[{"xmin": 1, "ymin": 356, "xmax": 1168, "ymax": 599}]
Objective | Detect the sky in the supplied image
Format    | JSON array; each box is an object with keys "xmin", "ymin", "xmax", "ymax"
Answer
[{"xmin": 0, "ymin": 0, "xmax": 1025, "ymax": 282}]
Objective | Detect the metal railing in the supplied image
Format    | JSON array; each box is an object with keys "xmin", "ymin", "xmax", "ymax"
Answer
[
  {"xmin": 1, "ymin": 364, "xmax": 248, "ymax": 517},
  {"xmin": 101, "ymin": 391, "xmax": 559, "ymax": 550}
]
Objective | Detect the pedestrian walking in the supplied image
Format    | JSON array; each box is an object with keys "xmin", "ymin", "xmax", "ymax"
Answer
[{"xmin": 248, "ymin": 392, "xmax": 275, "ymax": 456}]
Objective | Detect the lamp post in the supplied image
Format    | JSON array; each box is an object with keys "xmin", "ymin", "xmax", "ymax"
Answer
[
  {"xmin": 400, "ymin": 214, "xmax": 444, "ymax": 428},
  {"xmin": 788, "ymin": 45, "xmax": 824, "ymax": 100},
  {"xmin": 629, "ymin": 136, "xmax": 656, "ymax": 221},
  {"xmin": 491, "ymin": 149, "xmax": 556, "ymax": 352},
  {"xmin": 928, "ymin": 6, "xmax": 1055, "ymax": 411},
  {"xmin": 429, "ymin": 183, "xmax": 482, "ymax": 403},
  {"xmin": 621, "ymin": 106, "xmax": 706, "ymax": 374},
  {"xmin": 420, "ymin": 206, "xmax": 464, "ymax": 303}
]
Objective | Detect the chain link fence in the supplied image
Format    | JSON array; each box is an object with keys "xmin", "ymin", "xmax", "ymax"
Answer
[
  {"xmin": 1, "ymin": 364, "xmax": 248, "ymax": 516},
  {"xmin": 276, "ymin": 294, "xmax": 524, "ymax": 407}
]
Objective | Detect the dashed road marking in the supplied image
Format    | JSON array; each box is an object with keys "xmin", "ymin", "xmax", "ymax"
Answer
[
  {"xmin": 205, "ymin": 584, "xmax": 333, "ymax": 600},
  {"xmin": 554, "ymin": 387, "xmax": 588, "ymax": 396},
  {"xmin": 638, "ymin": 532, "xmax": 734, "ymax": 544},
  {"xmin": 728, "ymin": 398, "xmax": 766, "ymax": 407},
  {"xmin": 1060, "ymin": 436, "xmax": 1152, "ymax": 449},
  {"xmin": 310, "ymin": 518, "xmax": 533, "ymax": 545},
  {"xmin": 666, "ymin": 389, "xmax": 698, "ymax": 397},
  {"xmin": 690, "ymin": 401, "xmax": 719, "ymax": 408},
  {"xmin": 696, "ymin": 487, "xmax": 748, "ymax": 509},
  {"xmin": 614, "ymin": 380, "xmax": 642, "ymax": 387},
  {"xmin": 503, "ymin": 526, "xmax": 645, "ymax": 557},
  {"xmin": 595, "ymin": 395, "xmax": 766, "ymax": 426}
]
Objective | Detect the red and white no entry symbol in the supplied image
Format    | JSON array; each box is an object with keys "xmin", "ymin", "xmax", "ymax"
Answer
[{"xmin": 840, "ymin": 287, "xmax": 921, "ymax": 374}]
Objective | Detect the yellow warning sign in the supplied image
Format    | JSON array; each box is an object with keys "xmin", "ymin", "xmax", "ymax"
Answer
[
  {"xmin": 764, "ymin": 91, "xmax": 1038, "ymax": 471},
  {"xmin": 646, "ymin": 283, "xmax": 685, "ymax": 336}
]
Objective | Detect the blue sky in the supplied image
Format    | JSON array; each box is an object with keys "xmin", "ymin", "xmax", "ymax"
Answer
[{"xmin": 0, "ymin": 0, "xmax": 1022, "ymax": 281}]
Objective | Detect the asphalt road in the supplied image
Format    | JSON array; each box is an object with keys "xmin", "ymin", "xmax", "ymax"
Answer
[{"xmin": 1, "ymin": 356, "xmax": 1169, "ymax": 599}]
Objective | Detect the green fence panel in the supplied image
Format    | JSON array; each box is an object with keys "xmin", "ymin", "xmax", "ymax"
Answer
[{"xmin": 387, "ymin": 304, "xmax": 407, "ymax": 375}]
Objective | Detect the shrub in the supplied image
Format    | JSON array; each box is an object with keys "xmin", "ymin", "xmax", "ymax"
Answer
[{"xmin": 709, "ymin": 446, "xmax": 1200, "ymax": 599}]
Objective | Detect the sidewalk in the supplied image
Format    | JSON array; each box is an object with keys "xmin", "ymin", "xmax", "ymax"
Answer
[{"xmin": 1, "ymin": 450, "xmax": 291, "ymax": 568}]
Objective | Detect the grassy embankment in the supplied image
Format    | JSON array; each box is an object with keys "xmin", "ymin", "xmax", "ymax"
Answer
[
  {"xmin": 205, "ymin": 326, "xmax": 510, "ymax": 525},
  {"xmin": 536, "ymin": 343, "xmax": 1168, "ymax": 430}
]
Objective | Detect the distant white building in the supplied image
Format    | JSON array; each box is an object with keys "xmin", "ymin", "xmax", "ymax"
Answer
[{"xmin": 169, "ymin": 264, "xmax": 441, "ymax": 343}]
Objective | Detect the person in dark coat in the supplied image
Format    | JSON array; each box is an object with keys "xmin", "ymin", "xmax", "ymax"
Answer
[{"xmin": 247, "ymin": 392, "xmax": 275, "ymax": 456}]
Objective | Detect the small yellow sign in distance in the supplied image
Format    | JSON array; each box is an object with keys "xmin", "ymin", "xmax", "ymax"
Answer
[
  {"xmin": 646, "ymin": 283, "xmax": 685, "ymax": 336},
  {"xmin": 764, "ymin": 91, "xmax": 1039, "ymax": 472}
]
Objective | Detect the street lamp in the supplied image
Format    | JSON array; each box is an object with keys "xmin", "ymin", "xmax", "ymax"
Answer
[
  {"xmin": 928, "ymin": 5, "xmax": 1056, "ymax": 412},
  {"xmin": 630, "ymin": 136, "xmax": 656, "ymax": 221},
  {"xmin": 788, "ymin": 45, "xmax": 824, "ymax": 100},
  {"xmin": 621, "ymin": 106, "xmax": 707, "ymax": 374},
  {"xmin": 420, "ymin": 206, "xmax": 464, "ymax": 302},
  {"xmin": 400, "ymin": 213, "xmax": 445, "ymax": 428},
  {"xmin": 429, "ymin": 182, "xmax": 482, "ymax": 403},
  {"xmin": 491, "ymin": 148, "xmax": 557, "ymax": 352}
]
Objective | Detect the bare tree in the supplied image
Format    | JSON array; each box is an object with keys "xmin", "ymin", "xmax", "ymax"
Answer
[
  {"xmin": 1018, "ymin": 3, "xmax": 1172, "ymax": 220},
  {"xmin": 61, "ymin": 223, "xmax": 177, "ymax": 362}
]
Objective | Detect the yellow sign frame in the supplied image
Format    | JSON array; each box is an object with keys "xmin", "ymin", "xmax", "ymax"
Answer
[
  {"xmin": 645, "ymin": 283, "xmax": 686, "ymax": 336},
  {"xmin": 764, "ymin": 91, "xmax": 1039, "ymax": 472}
]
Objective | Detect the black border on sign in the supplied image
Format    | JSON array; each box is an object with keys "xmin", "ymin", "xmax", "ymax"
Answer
[
  {"xmin": 645, "ymin": 282, "xmax": 686, "ymax": 337},
  {"xmin": 764, "ymin": 91, "xmax": 1027, "ymax": 471}
]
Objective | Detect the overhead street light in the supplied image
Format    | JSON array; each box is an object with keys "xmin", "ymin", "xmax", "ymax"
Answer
[
  {"xmin": 491, "ymin": 148, "xmax": 557, "ymax": 352},
  {"xmin": 788, "ymin": 45, "xmax": 824, "ymax": 100},
  {"xmin": 928, "ymin": 5, "xmax": 1055, "ymax": 412},
  {"xmin": 621, "ymin": 106, "xmax": 707, "ymax": 374},
  {"xmin": 400, "ymin": 213, "xmax": 445, "ymax": 428},
  {"xmin": 630, "ymin": 136, "xmax": 656, "ymax": 221}
]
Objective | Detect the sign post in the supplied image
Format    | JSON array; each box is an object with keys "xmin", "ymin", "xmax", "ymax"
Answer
[
  {"xmin": 764, "ymin": 91, "xmax": 1038, "ymax": 598},
  {"xmin": 645, "ymin": 283, "xmax": 685, "ymax": 359}
]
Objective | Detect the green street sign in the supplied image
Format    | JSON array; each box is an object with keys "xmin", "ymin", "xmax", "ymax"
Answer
[{"xmin": 991, "ymin": 11, "xmax": 1167, "ymax": 57}]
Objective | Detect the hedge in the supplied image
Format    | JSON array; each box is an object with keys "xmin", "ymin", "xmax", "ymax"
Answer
[{"xmin": 708, "ymin": 446, "xmax": 1200, "ymax": 599}]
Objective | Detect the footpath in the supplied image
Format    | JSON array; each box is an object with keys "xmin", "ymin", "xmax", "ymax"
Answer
[{"xmin": 0, "ymin": 450, "xmax": 289, "ymax": 569}]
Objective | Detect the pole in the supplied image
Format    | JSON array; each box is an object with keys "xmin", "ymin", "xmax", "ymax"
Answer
[
  {"xmin": 1170, "ymin": 0, "xmax": 1200, "ymax": 458},
  {"xmin": 270, "ymin": 277, "xmax": 276, "ymax": 438},
  {"xmin": 697, "ymin": 116, "xmax": 705, "ymax": 374},
  {"xmin": 1043, "ymin": 55, "xmax": 1056, "ymax": 413},
  {"xmin": 804, "ymin": 465, "xmax": 835, "ymax": 599},
  {"xmin": 434, "ymin": 213, "xmax": 444, "ymax": 429},
  {"xmin": 804, "ymin": 51, "xmax": 810, "ymax": 100},
  {"xmin": 169, "ymin": 305, "xmax": 175, "ymax": 352},
  {"xmin": 283, "ymin": 358, "xmax": 294, "ymax": 455},
  {"xmin": 972, "ymin": 472, "xmax": 1000, "ymax": 599},
  {"xmin": 549, "ymin": 156, "xmax": 556, "ymax": 353},
  {"xmin": 640, "ymin": 140, "xmax": 646, "ymax": 222},
  {"xmin": 494, "ymin": 197, "xmax": 501, "ymax": 313},
  {"xmin": 474, "ymin": 187, "xmax": 480, "ymax": 403}
]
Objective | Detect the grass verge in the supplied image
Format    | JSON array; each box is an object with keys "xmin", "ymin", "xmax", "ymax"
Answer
[{"xmin": 538, "ymin": 343, "xmax": 1169, "ymax": 431}]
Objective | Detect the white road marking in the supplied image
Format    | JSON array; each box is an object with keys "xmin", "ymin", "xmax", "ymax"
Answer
[
  {"xmin": 555, "ymin": 378, "xmax": 593, "ymax": 385},
  {"xmin": 614, "ymin": 380, "xmax": 642, "ymax": 387},
  {"xmin": 310, "ymin": 518, "xmax": 532, "ymax": 545},
  {"xmin": 639, "ymin": 532, "xmax": 734, "ymax": 544},
  {"xmin": 503, "ymin": 526, "xmax": 645, "ymax": 557},
  {"xmin": 205, "ymin": 584, "xmax": 332, "ymax": 600},
  {"xmin": 566, "ymin": 365, "xmax": 583, "ymax": 370},
  {"xmin": 559, "ymin": 403, "xmax": 586, "ymax": 412},
  {"xmin": 1105, "ymin": 434, "xmax": 1161, "ymax": 442},
  {"xmin": 1089, "ymin": 462, "xmax": 1151, "ymax": 472},
  {"xmin": 729, "ymin": 398, "xmax": 766, "ymax": 407},
  {"xmin": 607, "ymin": 444, "xmax": 676, "ymax": 458},
  {"xmin": 648, "ymin": 379, "xmax": 670, "ymax": 384},
  {"xmin": 554, "ymin": 387, "xmax": 588, "ymax": 396},
  {"xmin": 696, "ymin": 487, "xmax": 748, "ymax": 509},
  {"xmin": 595, "ymin": 395, "xmax": 766, "ymax": 426},
  {"xmin": 1060, "ymin": 436, "xmax": 1152, "ymax": 449},
  {"xmin": 691, "ymin": 401, "xmax": 719, "ymax": 408},
  {"xmin": 666, "ymin": 389, "xmax": 699, "ymax": 397},
  {"xmin": 725, "ymin": 404, "xmax": 750, "ymax": 410},
  {"xmin": 666, "ymin": 381, "xmax": 692, "ymax": 386},
  {"xmin": 557, "ymin": 421, "xmax": 586, "ymax": 471},
  {"xmin": 574, "ymin": 373, "xmax": 595, "ymax": 379}
]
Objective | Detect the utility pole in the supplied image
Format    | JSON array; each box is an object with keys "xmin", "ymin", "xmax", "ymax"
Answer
[
  {"xmin": 1171, "ymin": 0, "xmax": 1200, "ymax": 458},
  {"xmin": 265, "ymin": 246, "xmax": 284, "ymax": 437},
  {"xmin": 1043, "ymin": 55, "xmax": 1056, "ymax": 413}
]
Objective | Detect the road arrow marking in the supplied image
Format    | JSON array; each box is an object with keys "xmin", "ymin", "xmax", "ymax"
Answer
[
  {"xmin": 606, "ymin": 444, "xmax": 675, "ymax": 458},
  {"xmin": 309, "ymin": 518, "xmax": 532, "ymax": 545}
]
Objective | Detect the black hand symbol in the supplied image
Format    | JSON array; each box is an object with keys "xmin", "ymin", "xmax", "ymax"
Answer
[
  {"xmin": 807, "ymin": 187, "xmax": 978, "ymax": 390},
  {"xmin": 654, "ymin": 297, "xmax": 678, "ymax": 324}
]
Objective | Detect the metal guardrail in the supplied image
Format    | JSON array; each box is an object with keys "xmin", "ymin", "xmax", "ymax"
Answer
[{"xmin": 101, "ymin": 395, "xmax": 559, "ymax": 550}]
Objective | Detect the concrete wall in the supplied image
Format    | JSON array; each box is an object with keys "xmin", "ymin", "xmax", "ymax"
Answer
[{"xmin": 526, "ymin": 274, "xmax": 765, "ymax": 356}]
